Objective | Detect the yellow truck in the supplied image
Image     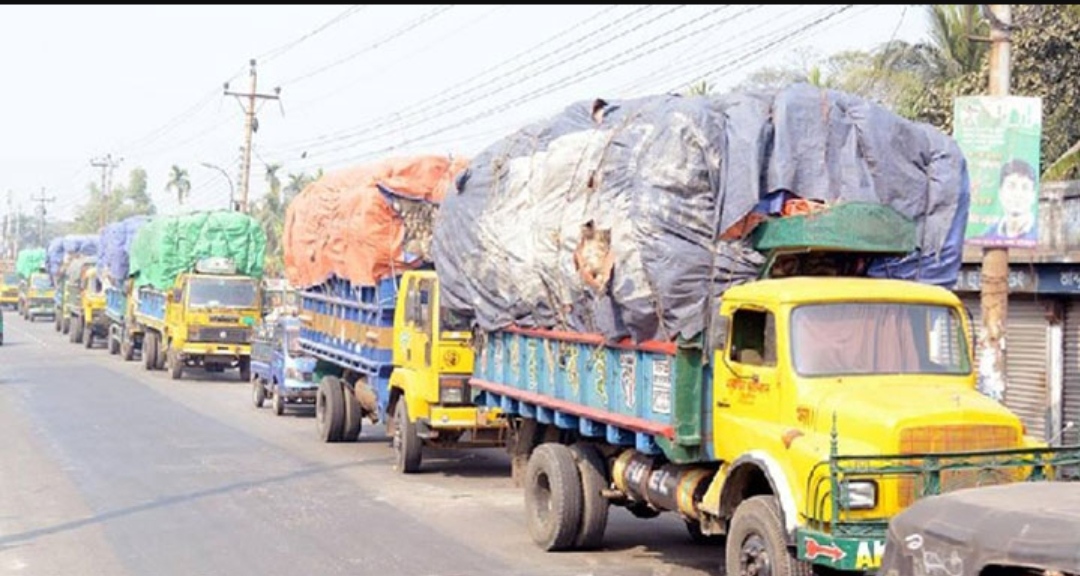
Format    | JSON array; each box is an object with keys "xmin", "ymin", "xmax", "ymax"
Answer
[
  {"xmin": 65, "ymin": 261, "xmax": 108, "ymax": 348},
  {"xmin": 134, "ymin": 257, "xmax": 260, "ymax": 381},
  {"xmin": 19, "ymin": 270, "xmax": 54, "ymax": 321},
  {"xmin": 0, "ymin": 266, "xmax": 18, "ymax": 310},
  {"xmin": 293, "ymin": 270, "xmax": 507, "ymax": 469},
  {"xmin": 447, "ymin": 204, "xmax": 1080, "ymax": 574}
]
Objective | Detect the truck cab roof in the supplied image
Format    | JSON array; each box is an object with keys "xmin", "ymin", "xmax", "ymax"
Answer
[{"xmin": 721, "ymin": 276, "xmax": 962, "ymax": 308}]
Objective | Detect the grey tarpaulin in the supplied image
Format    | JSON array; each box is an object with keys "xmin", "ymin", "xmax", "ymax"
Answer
[{"xmin": 432, "ymin": 83, "xmax": 969, "ymax": 344}]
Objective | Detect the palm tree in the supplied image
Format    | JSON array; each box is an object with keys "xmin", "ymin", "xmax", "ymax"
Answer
[
  {"xmin": 876, "ymin": 5, "xmax": 989, "ymax": 86},
  {"xmin": 685, "ymin": 80, "xmax": 711, "ymax": 96},
  {"xmin": 264, "ymin": 163, "xmax": 282, "ymax": 206},
  {"xmin": 165, "ymin": 165, "xmax": 192, "ymax": 205}
]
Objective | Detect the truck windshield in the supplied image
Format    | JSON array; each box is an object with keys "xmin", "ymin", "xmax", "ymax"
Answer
[
  {"xmin": 790, "ymin": 303, "xmax": 971, "ymax": 377},
  {"xmin": 188, "ymin": 277, "xmax": 257, "ymax": 308},
  {"xmin": 3, "ymin": 273, "xmax": 17, "ymax": 285},
  {"xmin": 31, "ymin": 275, "xmax": 52, "ymax": 290},
  {"xmin": 440, "ymin": 307, "xmax": 471, "ymax": 332},
  {"xmin": 285, "ymin": 327, "xmax": 304, "ymax": 357}
]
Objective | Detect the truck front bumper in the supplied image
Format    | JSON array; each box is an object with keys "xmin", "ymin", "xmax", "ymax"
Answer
[
  {"xmin": 181, "ymin": 343, "xmax": 251, "ymax": 362},
  {"xmin": 796, "ymin": 528, "xmax": 885, "ymax": 572},
  {"xmin": 279, "ymin": 379, "xmax": 318, "ymax": 403},
  {"xmin": 427, "ymin": 405, "xmax": 506, "ymax": 430}
]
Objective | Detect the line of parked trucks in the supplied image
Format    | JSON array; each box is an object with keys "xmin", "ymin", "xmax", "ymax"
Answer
[{"xmin": 7, "ymin": 84, "xmax": 1080, "ymax": 575}]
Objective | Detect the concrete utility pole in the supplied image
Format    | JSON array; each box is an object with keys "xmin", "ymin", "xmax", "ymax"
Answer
[
  {"xmin": 31, "ymin": 188, "xmax": 56, "ymax": 248},
  {"xmin": 979, "ymin": 4, "xmax": 1012, "ymax": 402},
  {"xmin": 224, "ymin": 59, "xmax": 281, "ymax": 214},
  {"xmin": 91, "ymin": 154, "xmax": 123, "ymax": 228}
]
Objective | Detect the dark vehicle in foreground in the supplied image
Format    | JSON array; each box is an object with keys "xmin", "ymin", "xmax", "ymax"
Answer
[{"xmin": 880, "ymin": 479, "xmax": 1080, "ymax": 576}]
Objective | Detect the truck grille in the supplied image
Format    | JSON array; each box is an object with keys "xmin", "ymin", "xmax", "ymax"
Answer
[
  {"xmin": 193, "ymin": 327, "xmax": 251, "ymax": 344},
  {"xmin": 897, "ymin": 424, "xmax": 1019, "ymax": 508}
]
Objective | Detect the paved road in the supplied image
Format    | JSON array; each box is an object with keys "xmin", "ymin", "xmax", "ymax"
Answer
[{"xmin": 0, "ymin": 315, "xmax": 721, "ymax": 576}]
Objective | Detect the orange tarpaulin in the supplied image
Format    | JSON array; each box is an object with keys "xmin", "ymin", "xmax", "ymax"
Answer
[{"xmin": 283, "ymin": 154, "xmax": 469, "ymax": 289}]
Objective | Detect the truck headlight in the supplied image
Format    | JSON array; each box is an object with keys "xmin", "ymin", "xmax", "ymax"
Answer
[
  {"xmin": 438, "ymin": 376, "xmax": 468, "ymax": 404},
  {"xmin": 841, "ymin": 480, "xmax": 877, "ymax": 510}
]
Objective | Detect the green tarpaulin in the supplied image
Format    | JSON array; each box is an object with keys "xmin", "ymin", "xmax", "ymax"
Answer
[
  {"xmin": 129, "ymin": 211, "xmax": 267, "ymax": 290},
  {"xmin": 15, "ymin": 248, "xmax": 47, "ymax": 279},
  {"xmin": 751, "ymin": 202, "xmax": 917, "ymax": 254}
]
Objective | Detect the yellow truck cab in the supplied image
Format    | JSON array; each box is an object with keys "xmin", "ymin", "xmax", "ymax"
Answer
[
  {"xmin": 136, "ymin": 257, "xmax": 260, "ymax": 381},
  {"xmin": 20, "ymin": 271, "xmax": 54, "ymax": 321},
  {"xmin": 68, "ymin": 265, "xmax": 107, "ymax": 348},
  {"xmin": 387, "ymin": 270, "xmax": 507, "ymax": 472},
  {"xmin": 0, "ymin": 270, "xmax": 19, "ymax": 310}
]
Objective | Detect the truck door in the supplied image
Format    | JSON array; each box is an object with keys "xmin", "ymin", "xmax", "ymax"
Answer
[
  {"xmin": 714, "ymin": 306, "xmax": 782, "ymax": 424},
  {"xmin": 271, "ymin": 322, "xmax": 285, "ymax": 380}
]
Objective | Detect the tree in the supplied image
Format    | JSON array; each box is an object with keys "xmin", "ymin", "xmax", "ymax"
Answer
[
  {"xmin": 684, "ymin": 80, "xmax": 712, "ymax": 96},
  {"xmin": 913, "ymin": 5, "xmax": 1080, "ymax": 180},
  {"xmin": 70, "ymin": 167, "xmax": 156, "ymax": 234},
  {"xmin": 166, "ymin": 165, "xmax": 192, "ymax": 205}
]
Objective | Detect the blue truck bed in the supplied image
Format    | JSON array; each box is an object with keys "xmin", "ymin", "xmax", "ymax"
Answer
[
  {"xmin": 135, "ymin": 287, "xmax": 166, "ymax": 323},
  {"xmin": 105, "ymin": 286, "xmax": 126, "ymax": 324},
  {"xmin": 298, "ymin": 275, "xmax": 398, "ymax": 422},
  {"xmin": 470, "ymin": 328, "xmax": 714, "ymax": 465}
]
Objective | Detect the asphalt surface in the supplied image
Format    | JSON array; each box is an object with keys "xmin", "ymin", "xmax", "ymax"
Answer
[{"xmin": 0, "ymin": 314, "xmax": 722, "ymax": 576}]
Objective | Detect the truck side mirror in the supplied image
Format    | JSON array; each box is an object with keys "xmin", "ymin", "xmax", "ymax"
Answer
[
  {"xmin": 709, "ymin": 315, "xmax": 730, "ymax": 352},
  {"xmin": 172, "ymin": 288, "xmax": 183, "ymax": 303},
  {"xmin": 964, "ymin": 306, "xmax": 977, "ymax": 356}
]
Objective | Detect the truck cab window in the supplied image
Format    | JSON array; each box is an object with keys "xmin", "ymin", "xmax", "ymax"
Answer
[
  {"xmin": 418, "ymin": 279, "xmax": 434, "ymax": 332},
  {"xmin": 729, "ymin": 309, "xmax": 776, "ymax": 367}
]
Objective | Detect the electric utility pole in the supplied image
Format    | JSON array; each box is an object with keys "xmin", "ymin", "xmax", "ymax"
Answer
[
  {"xmin": 979, "ymin": 4, "xmax": 1013, "ymax": 401},
  {"xmin": 224, "ymin": 59, "xmax": 282, "ymax": 214},
  {"xmin": 31, "ymin": 188, "xmax": 55, "ymax": 247},
  {"xmin": 91, "ymin": 154, "xmax": 122, "ymax": 227}
]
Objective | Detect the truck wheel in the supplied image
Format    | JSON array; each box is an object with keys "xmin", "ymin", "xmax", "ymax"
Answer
[
  {"xmin": 62, "ymin": 316, "xmax": 70, "ymax": 335},
  {"xmin": 341, "ymin": 379, "xmax": 363, "ymax": 442},
  {"xmin": 121, "ymin": 332, "xmax": 134, "ymax": 362},
  {"xmin": 525, "ymin": 443, "xmax": 583, "ymax": 551},
  {"xmin": 252, "ymin": 379, "xmax": 265, "ymax": 408},
  {"xmin": 238, "ymin": 357, "xmax": 251, "ymax": 382},
  {"xmin": 272, "ymin": 389, "xmax": 284, "ymax": 416},
  {"xmin": 70, "ymin": 316, "xmax": 83, "ymax": 344},
  {"xmin": 316, "ymin": 376, "xmax": 345, "ymax": 443},
  {"xmin": 54, "ymin": 313, "xmax": 61, "ymax": 332},
  {"xmin": 154, "ymin": 336, "xmax": 166, "ymax": 370},
  {"xmin": 84, "ymin": 328, "xmax": 94, "ymax": 349},
  {"xmin": 569, "ymin": 443, "xmax": 610, "ymax": 550},
  {"xmin": 167, "ymin": 346, "xmax": 183, "ymax": 380},
  {"xmin": 108, "ymin": 333, "xmax": 120, "ymax": 355},
  {"xmin": 393, "ymin": 399, "xmax": 422, "ymax": 473},
  {"xmin": 726, "ymin": 495, "xmax": 812, "ymax": 576},
  {"xmin": 143, "ymin": 332, "xmax": 157, "ymax": 371}
]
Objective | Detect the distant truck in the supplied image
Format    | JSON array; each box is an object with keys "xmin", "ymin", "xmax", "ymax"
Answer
[
  {"xmin": 0, "ymin": 265, "xmax": 18, "ymax": 310},
  {"xmin": 97, "ymin": 215, "xmax": 150, "ymax": 361},
  {"xmin": 283, "ymin": 155, "xmax": 506, "ymax": 470},
  {"xmin": 251, "ymin": 315, "xmax": 319, "ymax": 415},
  {"xmin": 63, "ymin": 257, "xmax": 108, "ymax": 348},
  {"xmin": 125, "ymin": 211, "xmax": 266, "ymax": 381},
  {"xmin": 133, "ymin": 257, "xmax": 261, "ymax": 380},
  {"xmin": 14, "ymin": 247, "xmax": 52, "ymax": 321}
]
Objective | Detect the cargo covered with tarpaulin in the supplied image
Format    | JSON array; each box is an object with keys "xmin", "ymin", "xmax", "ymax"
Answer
[
  {"xmin": 97, "ymin": 215, "xmax": 150, "ymax": 286},
  {"xmin": 432, "ymin": 83, "xmax": 971, "ymax": 344},
  {"xmin": 129, "ymin": 211, "xmax": 266, "ymax": 290},
  {"xmin": 283, "ymin": 154, "xmax": 469, "ymax": 289},
  {"xmin": 47, "ymin": 235, "xmax": 99, "ymax": 281},
  {"xmin": 15, "ymin": 248, "xmax": 47, "ymax": 279}
]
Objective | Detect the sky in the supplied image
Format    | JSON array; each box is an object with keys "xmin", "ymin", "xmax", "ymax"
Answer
[{"xmin": 0, "ymin": 4, "xmax": 931, "ymax": 222}]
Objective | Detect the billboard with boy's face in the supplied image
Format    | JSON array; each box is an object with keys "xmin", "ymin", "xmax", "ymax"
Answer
[{"xmin": 954, "ymin": 96, "xmax": 1042, "ymax": 248}]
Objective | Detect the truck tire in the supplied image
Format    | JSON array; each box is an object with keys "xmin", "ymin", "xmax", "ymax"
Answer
[
  {"xmin": 725, "ymin": 495, "xmax": 812, "ymax": 576},
  {"xmin": 569, "ymin": 443, "xmax": 610, "ymax": 550},
  {"xmin": 272, "ymin": 389, "xmax": 284, "ymax": 416},
  {"xmin": 70, "ymin": 316, "xmax": 83, "ymax": 344},
  {"xmin": 167, "ymin": 346, "xmax": 183, "ymax": 380},
  {"xmin": 108, "ymin": 332, "xmax": 120, "ymax": 355},
  {"xmin": 252, "ymin": 379, "xmax": 265, "ymax": 408},
  {"xmin": 393, "ymin": 399, "xmax": 422, "ymax": 473},
  {"xmin": 62, "ymin": 316, "xmax": 70, "ymax": 335},
  {"xmin": 154, "ymin": 336, "xmax": 166, "ymax": 370},
  {"xmin": 238, "ymin": 357, "xmax": 251, "ymax": 382},
  {"xmin": 316, "ymin": 376, "xmax": 345, "ymax": 443},
  {"xmin": 84, "ymin": 327, "xmax": 94, "ymax": 349},
  {"xmin": 525, "ymin": 443, "xmax": 583, "ymax": 552},
  {"xmin": 143, "ymin": 332, "xmax": 157, "ymax": 371},
  {"xmin": 121, "ymin": 331, "xmax": 135, "ymax": 362},
  {"xmin": 54, "ymin": 313, "xmax": 61, "ymax": 332},
  {"xmin": 341, "ymin": 379, "xmax": 363, "ymax": 442}
]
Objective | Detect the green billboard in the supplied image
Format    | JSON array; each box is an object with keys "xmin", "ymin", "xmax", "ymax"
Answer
[{"xmin": 954, "ymin": 96, "xmax": 1042, "ymax": 248}]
